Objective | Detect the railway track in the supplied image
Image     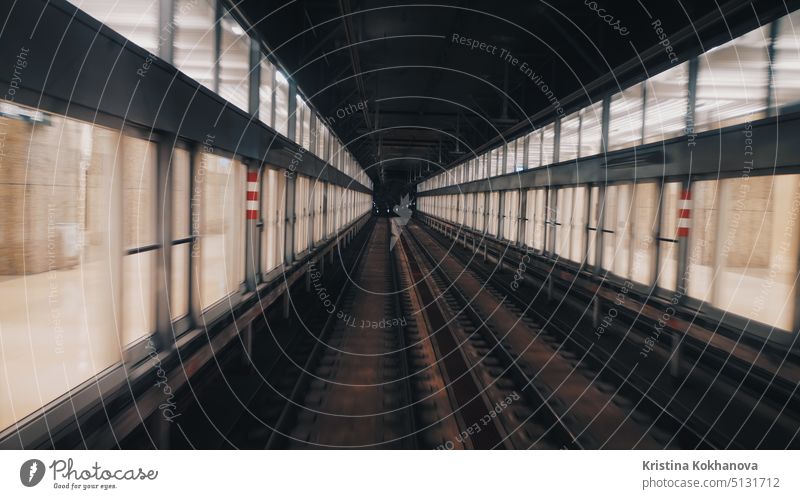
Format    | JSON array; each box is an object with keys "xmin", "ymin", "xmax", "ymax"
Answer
[
  {"xmin": 417, "ymin": 217, "xmax": 799, "ymax": 449},
  {"xmin": 267, "ymin": 220, "xmax": 428, "ymax": 448},
  {"xmin": 404, "ymin": 220, "xmax": 681, "ymax": 449}
]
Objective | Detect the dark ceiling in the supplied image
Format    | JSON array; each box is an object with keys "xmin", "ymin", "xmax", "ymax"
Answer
[{"xmin": 231, "ymin": 0, "xmax": 798, "ymax": 203}]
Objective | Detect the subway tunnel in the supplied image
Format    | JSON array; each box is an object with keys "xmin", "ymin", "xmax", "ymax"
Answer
[{"xmin": 1, "ymin": 0, "xmax": 800, "ymax": 453}]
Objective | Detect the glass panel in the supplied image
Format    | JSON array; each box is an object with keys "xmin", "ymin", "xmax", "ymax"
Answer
[
  {"xmin": 612, "ymin": 183, "xmax": 633, "ymax": 277},
  {"xmin": 533, "ymin": 189, "xmax": 547, "ymax": 250},
  {"xmin": 608, "ymin": 82, "xmax": 644, "ymax": 152},
  {"xmin": 630, "ymin": 182, "xmax": 658, "ymax": 285},
  {"xmin": 475, "ymin": 192, "xmax": 485, "ymax": 232},
  {"xmin": 602, "ymin": 185, "xmax": 618, "ymax": 270},
  {"xmin": 555, "ymin": 188, "xmax": 573, "ymax": 258},
  {"xmin": 122, "ymin": 137, "xmax": 156, "ymax": 249},
  {"xmin": 171, "ymin": 244, "xmax": 190, "ymax": 320},
  {"xmin": 580, "ymin": 102, "xmax": 604, "ymax": 157},
  {"xmin": 274, "ymin": 70, "xmax": 290, "ymax": 137},
  {"xmin": 571, "ymin": 186, "xmax": 588, "ymax": 263},
  {"xmin": 197, "ymin": 154, "xmax": 246, "ymax": 309},
  {"xmin": 219, "ymin": 10, "xmax": 250, "ymax": 111},
  {"xmin": 643, "ymin": 62, "xmax": 689, "ymax": 144},
  {"xmin": 714, "ymin": 175, "xmax": 799, "ymax": 331},
  {"xmin": 294, "ymin": 176, "xmax": 309, "ymax": 253},
  {"xmin": 658, "ymin": 182, "xmax": 681, "ymax": 291},
  {"xmin": 265, "ymin": 167, "xmax": 285, "ymax": 267},
  {"xmin": 527, "ymin": 130, "xmax": 542, "ymax": 168},
  {"xmin": 122, "ymin": 251, "xmax": 155, "ymax": 345},
  {"xmin": 171, "ymin": 148, "xmax": 190, "ymax": 320},
  {"xmin": 122, "ymin": 136, "xmax": 157, "ymax": 345},
  {"xmin": 70, "ymin": 0, "xmax": 160, "ymax": 53},
  {"xmin": 259, "ymin": 58, "xmax": 274, "ymax": 127},
  {"xmin": 0, "ymin": 112, "xmax": 119, "ymax": 431},
  {"xmin": 488, "ymin": 192, "xmax": 500, "ymax": 235},
  {"xmin": 559, "ymin": 111, "xmax": 580, "ymax": 162},
  {"xmin": 546, "ymin": 189, "xmax": 557, "ymax": 253},
  {"xmin": 302, "ymin": 101, "xmax": 312, "ymax": 151},
  {"xmin": 695, "ymin": 26, "xmax": 771, "ymax": 132},
  {"xmin": 687, "ymin": 180, "xmax": 718, "ymax": 301},
  {"xmin": 512, "ymin": 138, "xmax": 525, "ymax": 171},
  {"xmin": 172, "ymin": 148, "xmax": 191, "ymax": 238},
  {"xmin": 772, "ymin": 11, "xmax": 800, "ymax": 110},
  {"xmin": 174, "ymin": 0, "xmax": 216, "ymax": 90},
  {"xmin": 542, "ymin": 123, "xmax": 556, "ymax": 165}
]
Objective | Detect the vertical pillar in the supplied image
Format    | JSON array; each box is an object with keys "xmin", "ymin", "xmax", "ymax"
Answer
[
  {"xmin": 601, "ymin": 96, "xmax": 611, "ymax": 154},
  {"xmin": 517, "ymin": 189, "xmax": 525, "ymax": 247},
  {"xmin": 213, "ymin": 0, "xmax": 222, "ymax": 94},
  {"xmin": 766, "ymin": 20, "xmax": 780, "ymax": 117},
  {"xmin": 284, "ymin": 175, "xmax": 296, "ymax": 265},
  {"xmin": 245, "ymin": 165, "xmax": 260, "ymax": 290},
  {"xmin": 552, "ymin": 117, "xmax": 561, "ymax": 164},
  {"xmin": 157, "ymin": 0, "xmax": 175, "ymax": 63},
  {"xmin": 287, "ymin": 81, "xmax": 297, "ymax": 143},
  {"xmin": 248, "ymin": 37, "xmax": 261, "ymax": 119},
  {"xmin": 154, "ymin": 136, "xmax": 174, "ymax": 449},
  {"xmin": 595, "ymin": 184, "xmax": 606, "ymax": 275},
  {"xmin": 672, "ymin": 180, "xmax": 691, "ymax": 378}
]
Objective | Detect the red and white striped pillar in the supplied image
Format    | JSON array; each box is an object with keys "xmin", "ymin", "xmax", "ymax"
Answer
[
  {"xmin": 247, "ymin": 171, "xmax": 259, "ymax": 220},
  {"xmin": 677, "ymin": 189, "xmax": 691, "ymax": 237}
]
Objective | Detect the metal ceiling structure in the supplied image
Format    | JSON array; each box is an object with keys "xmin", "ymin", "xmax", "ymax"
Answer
[{"xmin": 232, "ymin": 0, "xmax": 798, "ymax": 205}]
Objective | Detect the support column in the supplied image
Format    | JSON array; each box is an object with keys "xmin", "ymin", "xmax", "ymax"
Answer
[
  {"xmin": 154, "ymin": 135, "xmax": 174, "ymax": 449},
  {"xmin": 157, "ymin": 0, "xmax": 175, "ymax": 64},
  {"xmin": 287, "ymin": 80, "xmax": 297, "ymax": 143},
  {"xmin": 284, "ymin": 174, "xmax": 296, "ymax": 266},
  {"xmin": 672, "ymin": 180, "xmax": 691, "ymax": 378},
  {"xmin": 213, "ymin": 0, "xmax": 222, "ymax": 94},
  {"xmin": 245, "ymin": 165, "xmax": 260, "ymax": 290}
]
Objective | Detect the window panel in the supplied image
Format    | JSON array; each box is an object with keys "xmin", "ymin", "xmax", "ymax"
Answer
[
  {"xmin": 274, "ymin": 70, "xmax": 290, "ymax": 137},
  {"xmin": 122, "ymin": 136, "xmax": 157, "ymax": 345},
  {"xmin": 630, "ymin": 182, "xmax": 658, "ymax": 285},
  {"xmin": 262, "ymin": 168, "xmax": 285, "ymax": 274},
  {"xmin": 714, "ymin": 175, "xmax": 800, "ymax": 331},
  {"xmin": 174, "ymin": 0, "xmax": 216, "ymax": 90},
  {"xmin": 502, "ymin": 190, "xmax": 519, "ymax": 241},
  {"xmin": 196, "ymin": 154, "xmax": 246, "ymax": 309},
  {"xmin": 580, "ymin": 102, "xmax": 604, "ymax": 157},
  {"xmin": 70, "ymin": 0, "xmax": 160, "ymax": 53},
  {"xmin": 475, "ymin": 192, "xmax": 486, "ymax": 231},
  {"xmin": 219, "ymin": 10, "xmax": 250, "ymax": 112},
  {"xmin": 542, "ymin": 123, "xmax": 556, "ymax": 166},
  {"xmin": 259, "ymin": 58, "xmax": 274, "ymax": 127},
  {"xmin": 294, "ymin": 175, "xmax": 310, "ymax": 254},
  {"xmin": 772, "ymin": 11, "xmax": 800, "ymax": 110},
  {"xmin": 570, "ymin": 186, "xmax": 588, "ymax": 263},
  {"xmin": 643, "ymin": 62, "xmax": 690, "ymax": 144},
  {"xmin": 555, "ymin": 188, "xmax": 573, "ymax": 258},
  {"xmin": 687, "ymin": 180, "xmax": 718, "ymax": 301},
  {"xmin": 0, "ymin": 112, "xmax": 120, "ymax": 431},
  {"xmin": 695, "ymin": 26, "xmax": 771, "ymax": 132},
  {"xmin": 602, "ymin": 185, "xmax": 618, "ymax": 270},
  {"xmin": 612, "ymin": 183, "xmax": 633, "ymax": 277},
  {"xmin": 532, "ymin": 189, "xmax": 547, "ymax": 250},
  {"xmin": 657, "ymin": 182, "xmax": 681, "ymax": 291},
  {"xmin": 170, "ymin": 148, "xmax": 190, "ymax": 320},
  {"xmin": 527, "ymin": 130, "xmax": 542, "ymax": 168},
  {"xmin": 608, "ymin": 83, "xmax": 644, "ymax": 152},
  {"xmin": 488, "ymin": 192, "xmax": 500, "ymax": 236},
  {"xmin": 559, "ymin": 111, "xmax": 581, "ymax": 162}
]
